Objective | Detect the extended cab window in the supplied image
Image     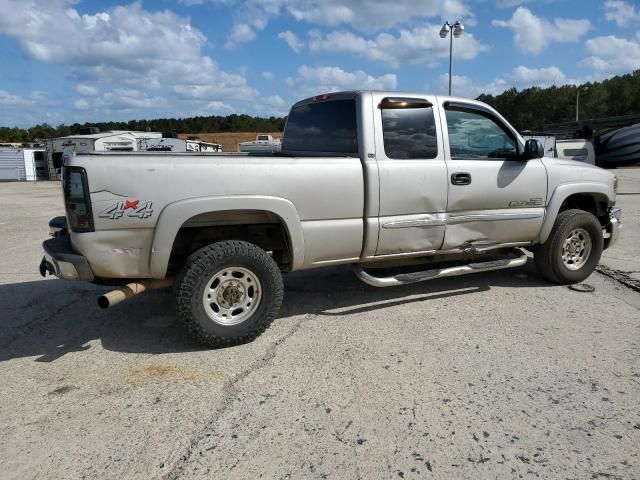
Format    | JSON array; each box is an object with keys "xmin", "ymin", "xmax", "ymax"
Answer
[
  {"xmin": 283, "ymin": 99, "xmax": 358, "ymax": 154},
  {"xmin": 382, "ymin": 107, "xmax": 438, "ymax": 159},
  {"xmin": 445, "ymin": 107, "xmax": 518, "ymax": 160}
]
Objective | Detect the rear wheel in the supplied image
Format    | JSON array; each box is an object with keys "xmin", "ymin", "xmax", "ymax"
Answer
[
  {"xmin": 175, "ymin": 240, "xmax": 283, "ymax": 348},
  {"xmin": 533, "ymin": 209, "xmax": 603, "ymax": 284}
]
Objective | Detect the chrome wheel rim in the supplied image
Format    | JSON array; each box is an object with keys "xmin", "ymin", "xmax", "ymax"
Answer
[
  {"xmin": 561, "ymin": 228, "xmax": 592, "ymax": 271},
  {"xmin": 202, "ymin": 267, "xmax": 262, "ymax": 326}
]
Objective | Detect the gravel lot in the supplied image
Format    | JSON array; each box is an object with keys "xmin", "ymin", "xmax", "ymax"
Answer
[{"xmin": 1, "ymin": 168, "xmax": 639, "ymax": 480}]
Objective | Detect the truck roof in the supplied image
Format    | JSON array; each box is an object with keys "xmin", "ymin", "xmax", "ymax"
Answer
[{"xmin": 291, "ymin": 90, "xmax": 485, "ymax": 109}]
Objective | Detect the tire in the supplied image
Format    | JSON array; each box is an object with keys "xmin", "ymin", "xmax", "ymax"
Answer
[
  {"xmin": 175, "ymin": 240, "xmax": 283, "ymax": 348},
  {"xmin": 533, "ymin": 209, "xmax": 603, "ymax": 284}
]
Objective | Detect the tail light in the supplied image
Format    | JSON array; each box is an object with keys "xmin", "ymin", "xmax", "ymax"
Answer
[{"xmin": 63, "ymin": 167, "xmax": 94, "ymax": 232}]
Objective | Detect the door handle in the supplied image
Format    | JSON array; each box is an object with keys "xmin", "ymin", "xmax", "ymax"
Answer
[{"xmin": 451, "ymin": 172, "xmax": 471, "ymax": 185}]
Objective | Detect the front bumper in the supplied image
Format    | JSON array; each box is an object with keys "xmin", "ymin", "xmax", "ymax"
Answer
[
  {"xmin": 39, "ymin": 234, "xmax": 94, "ymax": 281},
  {"xmin": 604, "ymin": 206, "xmax": 622, "ymax": 250}
]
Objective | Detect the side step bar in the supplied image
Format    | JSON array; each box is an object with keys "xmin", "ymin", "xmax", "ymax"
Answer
[{"xmin": 353, "ymin": 248, "xmax": 528, "ymax": 287}]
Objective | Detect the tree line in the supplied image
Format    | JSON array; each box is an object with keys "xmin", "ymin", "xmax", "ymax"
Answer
[
  {"xmin": 0, "ymin": 113, "xmax": 286, "ymax": 143},
  {"xmin": 477, "ymin": 71, "xmax": 640, "ymax": 131},
  {"xmin": 1, "ymin": 71, "xmax": 639, "ymax": 143}
]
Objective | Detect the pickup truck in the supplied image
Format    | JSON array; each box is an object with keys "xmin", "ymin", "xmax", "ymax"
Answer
[{"xmin": 40, "ymin": 91, "xmax": 622, "ymax": 347}]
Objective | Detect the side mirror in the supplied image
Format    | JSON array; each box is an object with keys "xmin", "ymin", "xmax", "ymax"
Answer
[{"xmin": 522, "ymin": 139, "xmax": 544, "ymax": 160}]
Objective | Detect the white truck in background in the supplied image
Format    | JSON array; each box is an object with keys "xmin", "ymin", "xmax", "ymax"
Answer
[
  {"xmin": 521, "ymin": 133, "xmax": 596, "ymax": 165},
  {"xmin": 238, "ymin": 134, "xmax": 282, "ymax": 153}
]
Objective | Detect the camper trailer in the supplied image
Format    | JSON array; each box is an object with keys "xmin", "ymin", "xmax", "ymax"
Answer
[
  {"xmin": 0, "ymin": 147, "xmax": 47, "ymax": 181},
  {"xmin": 46, "ymin": 130, "xmax": 162, "ymax": 179},
  {"xmin": 141, "ymin": 136, "xmax": 222, "ymax": 152}
]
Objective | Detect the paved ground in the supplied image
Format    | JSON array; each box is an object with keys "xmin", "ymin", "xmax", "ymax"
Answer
[
  {"xmin": 601, "ymin": 167, "xmax": 640, "ymax": 279},
  {"xmin": 0, "ymin": 169, "xmax": 639, "ymax": 480}
]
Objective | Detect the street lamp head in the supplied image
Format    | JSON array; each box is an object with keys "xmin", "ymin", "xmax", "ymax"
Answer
[
  {"xmin": 440, "ymin": 22, "xmax": 451, "ymax": 38},
  {"xmin": 453, "ymin": 21, "xmax": 464, "ymax": 38}
]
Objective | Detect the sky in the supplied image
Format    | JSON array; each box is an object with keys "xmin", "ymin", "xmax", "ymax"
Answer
[{"xmin": 0, "ymin": 0, "xmax": 639, "ymax": 127}]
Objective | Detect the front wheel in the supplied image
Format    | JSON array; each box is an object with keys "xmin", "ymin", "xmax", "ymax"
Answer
[
  {"xmin": 533, "ymin": 209, "xmax": 603, "ymax": 284},
  {"xmin": 175, "ymin": 240, "xmax": 284, "ymax": 348}
]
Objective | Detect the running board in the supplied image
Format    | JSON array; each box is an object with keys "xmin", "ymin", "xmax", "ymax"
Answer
[{"xmin": 353, "ymin": 248, "xmax": 528, "ymax": 287}]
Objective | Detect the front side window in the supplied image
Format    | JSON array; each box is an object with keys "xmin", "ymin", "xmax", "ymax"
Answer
[
  {"xmin": 283, "ymin": 99, "xmax": 358, "ymax": 154},
  {"xmin": 382, "ymin": 107, "xmax": 438, "ymax": 159},
  {"xmin": 445, "ymin": 108, "xmax": 518, "ymax": 160}
]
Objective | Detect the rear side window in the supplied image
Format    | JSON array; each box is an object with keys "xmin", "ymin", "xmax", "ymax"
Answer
[
  {"xmin": 283, "ymin": 99, "xmax": 358, "ymax": 154},
  {"xmin": 382, "ymin": 107, "xmax": 438, "ymax": 159}
]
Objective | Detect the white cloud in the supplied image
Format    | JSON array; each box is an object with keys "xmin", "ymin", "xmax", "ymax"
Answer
[
  {"xmin": 0, "ymin": 1, "xmax": 206, "ymax": 66},
  {"xmin": 264, "ymin": 95, "xmax": 286, "ymax": 108},
  {"xmin": 261, "ymin": 71, "xmax": 274, "ymax": 80},
  {"xmin": 286, "ymin": 65, "xmax": 397, "ymax": 97},
  {"xmin": 509, "ymin": 65, "xmax": 568, "ymax": 87},
  {"xmin": 73, "ymin": 89, "xmax": 167, "ymax": 112},
  {"xmin": 496, "ymin": 0, "xmax": 532, "ymax": 7},
  {"xmin": 582, "ymin": 34, "xmax": 640, "ymax": 77},
  {"xmin": 0, "ymin": 90, "xmax": 47, "ymax": 106},
  {"xmin": 440, "ymin": 65, "xmax": 585, "ymax": 98},
  {"xmin": 172, "ymin": 62, "xmax": 258, "ymax": 100},
  {"xmin": 75, "ymin": 84, "xmax": 99, "ymax": 97},
  {"xmin": 73, "ymin": 99, "xmax": 90, "ymax": 110},
  {"xmin": 285, "ymin": 0, "xmax": 471, "ymax": 30},
  {"xmin": 604, "ymin": 0, "xmax": 640, "ymax": 27},
  {"xmin": 0, "ymin": 0, "xmax": 260, "ymax": 120},
  {"xmin": 205, "ymin": 101, "xmax": 235, "ymax": 114},
  {"xmin": 439, "ymin": 75, "xmax": 508, "ymax": 98},
  {"xmin": 226, "ymin": 23, "xmax": 256, "ymax": 47},
  {"xmin": 492, "ymin": 7, "xmax": 591, "ymax": 55},
  {"xmin": 217, "ymin": 0, "xmax": 473, "ymax": 46},
  {"xmin": 0, "ymin": 90, "xmax": 31, "ymax": 105},
  {"xmin": 278, "ymin": 31, "xmax": 304, "ymax": 52},
  {"xmin": 254, "ymin": 95, "xmax": 289, "ymax": 116},
  {"xmin": 308, "ymin": 26, "xmax": 487, "ymax": 67}
]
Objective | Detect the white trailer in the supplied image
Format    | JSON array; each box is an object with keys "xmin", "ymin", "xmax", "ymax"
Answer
[
  {"xmin": 46, "ymin": 131, "xmax": 162, "ymax": 179},
  {"xmin": 0, "ymin": 147, "xmax": 47, "ymax": 181},
  {"xmin": 141, "ymin": 137, "xmax": 222, "ymax": 153}
]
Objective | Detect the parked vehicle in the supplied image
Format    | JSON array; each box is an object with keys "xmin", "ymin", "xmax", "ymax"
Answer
[
  {"xmin": 520, "ymin": 133, "xmax": 557, "ymax": 157},
  {"xmin": 40, "ymin": 91, "xmax": 622, "ymax": 347},
  {"xmin": 141, "ymin": 137, "xmax": 222, "ymax": 153},
  {"xmin": 521, "ymin": 134, "xmax": 596, "ymax": 165},
  {"xmin": 0, "ymin": 147, "xmax": 47, "ymax": 181},
  {"xmin": 238, "ymin": 134, "xmax": 282, "ymax": 153},
  {"xmin": 46, "ymin": 130, "xmax": 163, "ymax": 179},
  {"xmin": 556, "ymin": 139, "xmax": 596, "ymax": 165}
]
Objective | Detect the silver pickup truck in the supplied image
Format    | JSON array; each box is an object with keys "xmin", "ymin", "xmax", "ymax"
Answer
[{"xmin": 40, "ymin": 91, "xmax": 622, "ymax": 347}]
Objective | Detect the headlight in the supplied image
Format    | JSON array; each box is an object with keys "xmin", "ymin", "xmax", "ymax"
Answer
[{"xmin": 613, "ymin": 176, "xmax": 618, "ymax": 194}]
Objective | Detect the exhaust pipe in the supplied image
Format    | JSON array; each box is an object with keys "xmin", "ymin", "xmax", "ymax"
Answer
[{"xmin": 98, "ymin": 278, "xmax": 173, "ymax": 309}]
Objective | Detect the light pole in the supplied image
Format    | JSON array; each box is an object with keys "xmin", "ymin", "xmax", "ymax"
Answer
[
  {"xmin": 575, "ymin": 86, "xmax": 588, "ymax": 122},
  {"xmin": 440, "ymin": 21, "xmax": 465, "ymax": 96}
]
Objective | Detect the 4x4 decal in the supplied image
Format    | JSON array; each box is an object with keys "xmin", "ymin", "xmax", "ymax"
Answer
[{"xmin": 98, "ymin": 200, "xmax": 153, "ymax": 219}]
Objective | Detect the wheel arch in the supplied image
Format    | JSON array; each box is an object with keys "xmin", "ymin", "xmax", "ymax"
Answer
[
  {"xmin": 148, "ymin": 196, "xmax": 304, "ymax": 278},
  {"xmin": 537, "ymin": 183, "xmax": 613, "ymax": 244}
]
